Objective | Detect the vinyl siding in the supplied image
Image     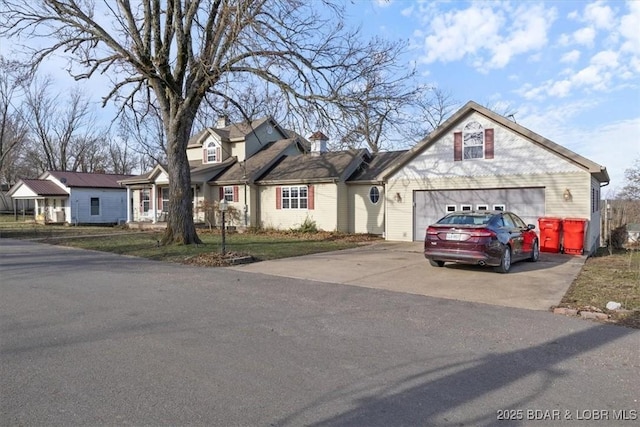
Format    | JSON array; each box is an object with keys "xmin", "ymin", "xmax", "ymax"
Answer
[
  {"xmin": 384, "ymin": 171, "xmax": 592, "ymax": 242},
  {"xmin": 336, "ymin": 182, "xmax": 349, "ymax": 232},
  {"xmin": 349, "ymin": 184, "xmax": 385, "ymax": 235},
  {"xmin": 397, "ymin": 111, "xmax": 584, "ymax": 180},
  {"xmin": 258, "ymin": 183, "xmax": 339, "ymax": 231},
  {"xmin": 69, "ymin": 188, "xmax": 128, "ymax": 224}
]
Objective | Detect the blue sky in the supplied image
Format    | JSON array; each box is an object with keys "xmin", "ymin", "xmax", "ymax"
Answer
[
  {"xmin": 347, "ymin": 0, "xmax": 640, "ymax": 196},
  {"xmin": 1, "ymin": 1, "xmax": 638, "ymax": 194}
]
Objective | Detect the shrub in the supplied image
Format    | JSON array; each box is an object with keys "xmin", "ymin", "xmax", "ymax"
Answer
[{"xmin": 292, "ymin": 216, "xmax": 317, "ymax": 233}]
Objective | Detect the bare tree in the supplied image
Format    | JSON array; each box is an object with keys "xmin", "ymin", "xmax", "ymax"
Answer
[
  {"xmin": 23, "ymin": 78, "xmax": 104, "ymax": 173},
  {"xmin": 0, "ymin": 56, "xmax": 31, "ymax": 185},
  {"xmin": 618, "ymin": 158, "xmax": 640, "ymax": 201},
  {"xmin": 1, "ymin": 0, "xmax": 411, "ymax": 244}
]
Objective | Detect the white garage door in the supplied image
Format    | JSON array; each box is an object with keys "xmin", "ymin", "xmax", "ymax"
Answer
[{"xmin": 413, "ymin": 188, "xmax": 546, "ymax": 241}]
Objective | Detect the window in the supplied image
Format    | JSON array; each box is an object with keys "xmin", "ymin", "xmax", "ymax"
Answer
[
  {"xmin": 463, "ymin": 121, "xmax": 484, "ymax": 159},
  {"xmin": 281, "ymin": 186, "xmax": 308, "ymax": 209},
  {"xmin": 161, "ymin": 188, "xmax": 169, "ymax": 212},
  {"xmin": 461, "ymin": 204, "xmax": 472, "ymax": 211},
  {"xmin": 369, "ymin": 186, "xmax": 380, "ymax": 204},
  {"xmin": 446, "ymin": 205, "xmax": 456, "ymax": 213},
  {"xmin": 493, "ymin": 204, "xmax": 505, "ymax": 211},
  {"xmin": 476, "ymin": 204, "xmax": 488, "ymax": 211},
  {"xmin": 141, "ymin": 189, "xmax": 150, "ymax": 213},
  {"xmin": 206, "ymin": 141, "xmax": 219, "ymax": 163},
  {"xmin": 224, "ymin": 186, "xmax": 234, "ymax": 202},
  {"xmin": 90, "ymin": 198, "xmax": 100, "ymax": 216}
]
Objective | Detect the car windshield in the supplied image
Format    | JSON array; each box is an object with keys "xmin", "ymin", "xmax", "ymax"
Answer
[{"xmin": 437, "ymin": 214, "xmax": 493, "ymax": 226}]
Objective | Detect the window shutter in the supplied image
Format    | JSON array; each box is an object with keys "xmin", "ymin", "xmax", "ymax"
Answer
[
  {"xmin": 233, "ymin": 186, "xmax": 239, "ymax": 202},
  {"xmin": 158, "ymin": 189, "xmax": 162, "ymax": 210},
  {"xmin": 276, "ymin": 187, "xmax": 282, "ymax": 209},
  {"xmin": 203, "ymin": 147, "xmax": 208, "ymax": 163},
  {"xmin": 308, "ymin": 185, "xmax": 314, "ymax": 210},
  {"xmin": 216, "ymin": 147, "xmax": 221, "ymax": 162},
  {"xmin": 454, "ymin": 132, "xmax": 462, "ymax": 161},
  {"xmin": 219, "ymin": 187, "xmax": 224, "ymax": 200},
  {"xmin": 484, "ymin": 128, "xmax": 494, "ymax": 159}
]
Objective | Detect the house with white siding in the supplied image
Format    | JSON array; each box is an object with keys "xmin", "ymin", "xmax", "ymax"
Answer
[
  {"xmin": 7, "ymin": 171, "xmax": 133, "ymax": 224},
  {"xmin": 378, "ymin": 101, "xmax": 609, "ymax": 254},
  {"xmin": 120, "ymin": 101, "xmax": 609, "ymax": 254}
]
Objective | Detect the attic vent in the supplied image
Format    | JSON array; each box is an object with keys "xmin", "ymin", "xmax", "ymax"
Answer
[{"xmin": 60, "ymin": 178, "xmax": 67, "ymax": 184}]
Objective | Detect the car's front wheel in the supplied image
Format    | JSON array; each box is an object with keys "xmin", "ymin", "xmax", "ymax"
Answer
[
  {"xmin": 429, "ymin": 260, "xmax": 445, "ymax": 267},
  {"xmin": 495, "ymin": 245, "xmax": 511, "ymax": 273}
]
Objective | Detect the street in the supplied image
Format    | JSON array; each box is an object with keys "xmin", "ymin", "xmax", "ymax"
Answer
[{"xmin": 1, "ymin": 239, "xmax": 638, "ymax": 426}]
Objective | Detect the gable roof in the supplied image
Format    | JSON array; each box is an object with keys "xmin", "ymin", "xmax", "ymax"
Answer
[
  {"xmin": 44, "ymin": 171, "xmax": 134, "ymax": 188},
  {"xmin": 8, "ymin": 179, "xmax": 69, "ymax": 197},
  {"xmin": 210, "ymin": 138, "xmax": 306, "ymax": 184},
  {"xmin": 347, "ymin": 150, "xmax": 408, "ymax": 183},
  {"xmin": 187, "ymin": 117, "xmax": 288, "ymax": 147},
  {"xmin": 378, "ymin": 100, "xmax": 610, "ymax": 183},
  {"xmin": 256, "ymin": 149, "xmax": 368, "ymax": 184}
]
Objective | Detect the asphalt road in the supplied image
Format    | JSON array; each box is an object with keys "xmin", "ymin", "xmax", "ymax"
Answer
[{"xmin": 1, "ymin": 239, "xmax": 639, "ymax": 426}]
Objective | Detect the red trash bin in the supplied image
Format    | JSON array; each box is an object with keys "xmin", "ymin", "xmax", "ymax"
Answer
[
  {"xmin": 563, "ymin": 218, "xmax": 587, "ymax": 255},
  {"xmin": 538, "ymin": 217, "xmax": 563, "ymax": 253}
]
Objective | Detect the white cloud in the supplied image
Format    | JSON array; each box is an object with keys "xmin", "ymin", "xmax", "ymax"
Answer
[
  {"xmin": 573, "ymin": 26, "xmax": 596, "ymax": 46},
  {"xmin": 619, "ymin": 0, "xmax": 640, "ymax": 55},
  {"xmin": 519, "ymin": 104, "xmax": 639, "ymax": 193},
  {"xmin": 401, "ymin": 5, "xmax": 414, "ymax": 17},
  {"xmin": 583, "ymin": 1, "xmax": 616, "ymax": 30},
  {"xmin": 374, "ymin": 0, "xmax": 393, "ymax": 9},
  {"xmin": 591, "ymin": 50, "xmax": 619, "ymax": 68},
  {"xmin": 560, "ymin": 49, "xmax": 581, "ymax": 63},
  {"xmin": 418, "ymin": 3, "xmax": 554, "ymax": 71}
]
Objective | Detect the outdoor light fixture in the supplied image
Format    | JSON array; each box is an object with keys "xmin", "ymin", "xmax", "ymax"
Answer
[
  {"xmin": 395, "ymin": 192, "xmax": 402, "ymax": 202},
  {"xmin": 563, "ymin": 188, "xmax": 572, "ymax": 201}
]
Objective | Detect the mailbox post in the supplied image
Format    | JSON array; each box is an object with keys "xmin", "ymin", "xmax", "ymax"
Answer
[{"xmin": 219, "ymin": 200, "xmax": 228, "ymax": 255}]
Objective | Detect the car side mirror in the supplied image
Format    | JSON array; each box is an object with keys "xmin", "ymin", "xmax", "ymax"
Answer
[{"xmin": 527, "ymin": 224, "xmax": 536, "ymax": 230}]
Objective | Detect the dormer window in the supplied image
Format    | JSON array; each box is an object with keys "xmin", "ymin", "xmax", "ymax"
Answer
[{"xmin": 205, "ymin": 141, "xmax": 221, "ymax": 163}]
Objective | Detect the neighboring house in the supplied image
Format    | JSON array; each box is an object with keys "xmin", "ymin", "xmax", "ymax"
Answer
[
  {"xmin": 627, "ymin": 224, "xmax": 640, "ymax": 246},
  {"xmin": 121, "ymin": 101, "xmax": 609, "ymax": 254},
  {"xmin": 377, "ymin": 101, "xmax": 609, "ymax": 254},
  {"xmin": 7, "ymin": 171, "xmax": 133, "ymax": 224}
]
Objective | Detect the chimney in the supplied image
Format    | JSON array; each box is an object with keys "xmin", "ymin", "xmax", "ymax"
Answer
[
  {"xmin": 309, "ymin": 131, "xmax": 328, "ymax": 154},
  {"xmin": 216, "ymin": 115, "xmax": 230, "ymax": 129}
]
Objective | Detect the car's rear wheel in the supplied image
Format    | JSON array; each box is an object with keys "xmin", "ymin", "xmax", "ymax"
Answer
[
  {"xmin": 429, "ymin": 260, "xmax": 445, "ymax": 267},
  {"xmin": 529, "ymin": 239, "xmax": 540, "ymax": 262},
  {"xmin": 495, "ymin": 246, "xmax": 511, "ymax": 273}
]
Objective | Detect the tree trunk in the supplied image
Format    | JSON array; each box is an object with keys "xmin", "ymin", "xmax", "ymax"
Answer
[{"xmin": 161, "ymin": 121, "xmax": 202, "ymax": 245}]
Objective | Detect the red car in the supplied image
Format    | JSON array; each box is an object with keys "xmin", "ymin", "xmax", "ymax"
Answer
[{"xmin": 424, "ymin": 210, "xmax": 539, "ymax": 273}]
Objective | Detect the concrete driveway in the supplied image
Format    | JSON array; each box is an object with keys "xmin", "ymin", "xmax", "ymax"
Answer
[{"xmin": 228, "ymin": 241, "xmax": 587, "ymax": 311}]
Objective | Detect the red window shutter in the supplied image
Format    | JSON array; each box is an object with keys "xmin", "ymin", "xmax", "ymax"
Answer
[
  {"xmin": 157, "ymin": 189, "xmax": 162, "ymax": 210},
  {"xmin": 308, "ymin": 185, "xmax": 314, "ymax": 210},
  {"xmin": 454, "ymin": 132, "xmax": 462, "ymax": 161},
  {"xmin": 233, "ymin": 186, "xmax": 239, "ymax": 202},
  {"xmin": 219, "ymin": 187, "xmax": 224, "ymax": 200},
  {"xmin": 276, "ymin": 187, "xmax": 282, "ymax": 209},
  {"xmin": 484, "ymin": 128, "xmax": 494, "ymax": 159},
  {"xmin": 216, "ymin": 147, "xmax": 221, "ymax": 162}
]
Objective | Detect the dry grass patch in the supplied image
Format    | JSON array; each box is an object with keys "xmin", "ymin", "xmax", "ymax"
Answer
[{"xmin": 559, "ymin": 249, "xmax": 640, "ymax": 328}]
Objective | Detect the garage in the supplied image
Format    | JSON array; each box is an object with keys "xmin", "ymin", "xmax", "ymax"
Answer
[{"xmin": 413, "ymin": 187, "xmax": 545, "ymax": 241}]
